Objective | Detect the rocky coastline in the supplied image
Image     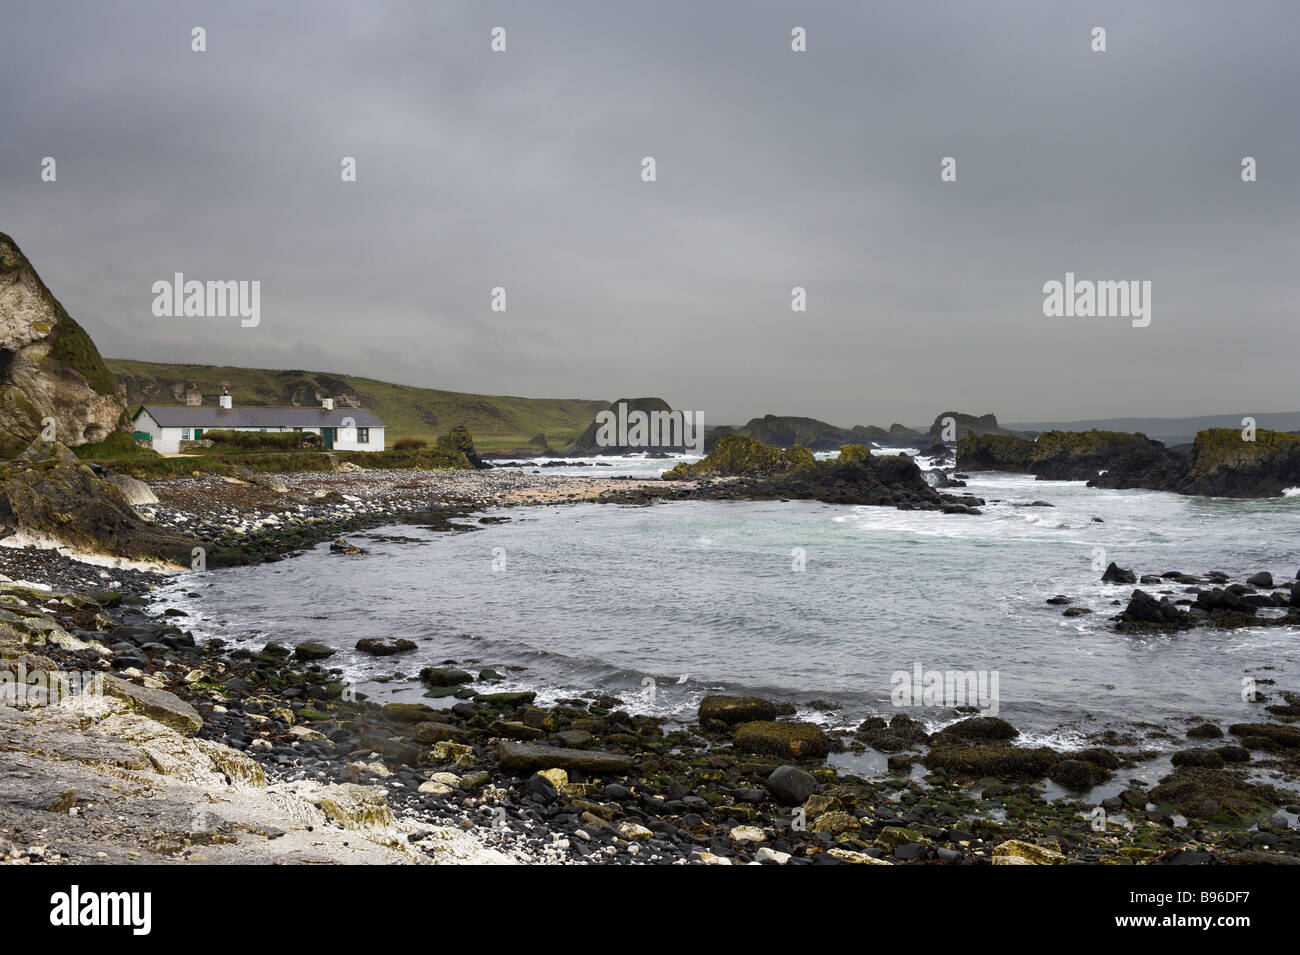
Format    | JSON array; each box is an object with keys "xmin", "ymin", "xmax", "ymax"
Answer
[{"xmin": 4, "ymin": 466, "xmax": 1299, "ymax": 866}]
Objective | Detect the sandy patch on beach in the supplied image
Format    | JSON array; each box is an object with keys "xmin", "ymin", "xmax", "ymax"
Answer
[{"xmin": 495, "ymin": 477, "xmax": 676, "ymax": 504}]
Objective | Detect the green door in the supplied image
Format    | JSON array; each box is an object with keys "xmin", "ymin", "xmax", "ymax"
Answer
[
  {"xmin": 194, "ymin": 428, "xmax": 203, "ymax": 439},
  {"xmin": 322, "ymin": 428, "xmax": 335, "ymax": 449}
]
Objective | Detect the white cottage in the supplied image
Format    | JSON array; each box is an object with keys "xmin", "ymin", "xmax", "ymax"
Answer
[{"xmin": 132, "ymin": 395, "xmax": 386, "ymax": 453}]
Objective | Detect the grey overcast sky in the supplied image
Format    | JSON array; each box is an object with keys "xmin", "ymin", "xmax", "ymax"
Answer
[{"xmin": 2, "ymin": 0, "xmax": 1297, "ymax": 427}]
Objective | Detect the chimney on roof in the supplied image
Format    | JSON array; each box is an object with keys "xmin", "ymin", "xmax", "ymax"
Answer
[
  {"xmin": 322, "ymin": 397, "xmax": 334, "ymax": 411},
  {"xmin": 219, "ymin": 384, "xmax": 232, "ymax": 410}
]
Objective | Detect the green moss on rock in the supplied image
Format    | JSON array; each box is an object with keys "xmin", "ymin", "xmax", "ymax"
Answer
[
  {"xmin": 924, "ymin": 745, "xmax": 1058, "ymax": 780},
  {"xmin": 1189, "ymin": 428, "xmax": 1300, "ymax": 472},
  {"xmin": 836, "ymin": 444, "xmax": 874, "ymax": 466},
  {"xmin": 732, "ymin": 720, "xmax": 829, "ymax": 760},
  {"xmin": 663, "ymin": 434, "xmax": 815, "ymax": 480},
  {"xmin": 433, "ymin": 425, "xmax": 482, "ymax": 467},
  {"xmin": 1227, "ymin": 722, "xmax": 1300, "ymax": 749},
  {"xmin": 1149, "ymin": 767, "xmax": 1285, "ymax": 823},
  {"xmin": 1178, "ymin": 428, "xmax": 1300, "ymax": 497},
  {"xmin": 956, "ymin": 433, "xmax": 1034, "ymax": 472},
  {"xmin": 698, "ymin": 694, "xmax": 792, "ymax": 725},
  {"xmin": 44, "ymin": 312, "xmax": 121, "ymax": 397},
  {"xmin": 0, "ymin": 232, "xmax": 129, "ymax": 450}
]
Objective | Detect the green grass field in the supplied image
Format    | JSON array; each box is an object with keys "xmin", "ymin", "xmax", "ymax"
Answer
[{"xmin": 106, "ymin": 359, "xmax": 607, "ymax": 452}]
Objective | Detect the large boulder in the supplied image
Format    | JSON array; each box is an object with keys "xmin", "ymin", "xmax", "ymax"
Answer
[
  {"xmin": 357, "ymin": 637, "xmax": 417, "ymax": 656},
  {"xmin": 316, "ymin": 784, "xmax": 395, "ymax": 829},
  {"xmin": 1101, "ymin": 562, "xmax": 1137, "ymax": 584},
  {"xmin": 494, "ymin": 742, "xmax": 635, "ymax": 774},
  {"xmin": 89, "ymin": 673, "xmax": 203, "ymax": 736},
  {"xmin": 1116, "ymin": 589, "xmax": 1194, "ymax": 630},
  {"xmin": 765, "ymin": 765, "xmax": 819, "ymax": 805},
  {"xmin": 698, "ymin": 694, "xmax": 791, "ymax": 726},
  {"xmin": 0, "ymin": 233, "xmax": 128, "ymax": 454},
  {"xmin": 419, "ymin": 665, "xmax": 473, "ymax": 687},
  {"xmin": 932, "ymin": 716, "xmax": 1019, "ymax": 743},
  {"xmin": 1193, "ymin": 588, "xmax": 1254, "ymax": 615},
  {"xmin": 110, "ymin": 474, "xmax": 159, "ymax": 507},
  {"xmin": 732, "ymin": 720, "xmax": 829, "ymax": 760},
  {"xmin": 0, "ymin": 439, "xmax": 198, "ymax": 562}
]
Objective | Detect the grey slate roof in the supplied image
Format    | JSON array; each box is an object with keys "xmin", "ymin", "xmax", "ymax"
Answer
[{"xmin": 136, "ymin": 405, "xmax": 385, "ymax": 428}]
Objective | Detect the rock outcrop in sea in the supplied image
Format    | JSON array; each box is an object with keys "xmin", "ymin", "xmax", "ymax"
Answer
[
  {"xmin": 929, "ymin": 412, "xmax": 1035, "ymax": 442},
  {"xmin": 663, "ymin": 435, "xmax": 982, "ymax": 512},
  {"xmin": 851, "ymin": 422, "xmax": 926, "ymax": 447},
  {"xmin": 706, "ymin": 416, "xmax": 928, "ymax": 454},
  {"xmin": 958, "ymin": 426, "xmax": 1300, "ymax": 498},
  {"xmin": 0, "ymin": 233, "xmax": 128, "ymax": 455},
  {"xmin": 723, "ymin": 414, "xmax": 860, "ymax": 452},
  {"xmin": 1100, "ymin": 427, "xmax": 1300, "ymax": 498},
  {"xmin": 954, "ymin": 433, "xmax": 1037, "ymax": 472},
  {"xmin": 566, "ymin": 397, "xmax": 687, "ymax": 454}
]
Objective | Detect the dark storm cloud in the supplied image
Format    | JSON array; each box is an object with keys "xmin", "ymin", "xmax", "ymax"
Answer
[{"xmin": 2, "ymin": 0, "xmax": 1297, "ymax": 426}]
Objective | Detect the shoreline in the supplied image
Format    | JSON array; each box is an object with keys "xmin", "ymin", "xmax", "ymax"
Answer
[{"xmin": 3, "ymin": 468, "xmax": 1299, "ymax": 865}]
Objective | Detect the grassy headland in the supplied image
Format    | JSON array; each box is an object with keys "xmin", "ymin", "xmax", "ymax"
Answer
[{"xmin": 107, "ymin": 359, "xmax": 607, "ymax": 452}]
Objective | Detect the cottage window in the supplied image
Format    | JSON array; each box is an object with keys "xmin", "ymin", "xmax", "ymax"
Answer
[
  {"xmin": 182, "ymin": 429, "xmax": 192, "ymax": 440},
  {"xmin": 357, "ymin": 427, "xmax": 370, "ymax": 443}
]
